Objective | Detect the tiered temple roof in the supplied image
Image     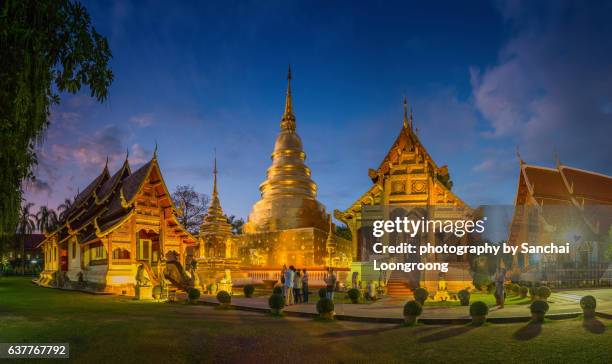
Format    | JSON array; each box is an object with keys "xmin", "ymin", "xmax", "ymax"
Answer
[
  {"xmin": 40, "ymin": 151, "xmax": 195, "ymax": 247},
  {"xmin": 510, "ymin": 155, "xmax": 612, "ymax": 241},
  {"xmin": 338, "ymin": 98, "xmax": 467, "ymax": 218}
]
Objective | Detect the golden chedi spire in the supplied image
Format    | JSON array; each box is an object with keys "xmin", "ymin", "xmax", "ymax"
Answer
[
  {"xmin": 199, "ymin": 154, "xmax": 232, "ymax": 258},
  {"xmin": 403, "ymin": 96, "xmax": 409, "ymax": 129},
  {"xmin": 244, "ymin": 68, "xmax": 328, "ymax": 233}
]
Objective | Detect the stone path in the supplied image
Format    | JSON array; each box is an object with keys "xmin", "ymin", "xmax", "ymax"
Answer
[{"xmin": 199, "ymin": 288, "xmax": 612, "ymax": 323}]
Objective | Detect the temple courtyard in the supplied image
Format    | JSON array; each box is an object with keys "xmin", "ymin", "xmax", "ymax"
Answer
[{"xmin": 1, "ymin": 277, "xmax": 610, "ymax": 363}]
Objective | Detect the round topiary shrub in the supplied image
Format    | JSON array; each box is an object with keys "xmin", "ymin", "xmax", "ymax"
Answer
[
  {"xmin": 403, "ymin": 300, "xmax": 423, "ymax": 325},
  {"xmin": 316, "ymin": 297, "xmax": 335, "ymax": 320},
  {"xmin": 318, "ymin": 287, "xmax": 327, "ymax": 298},
  {"xmin": 188, "ymin": 288, "xmax": 200, "ymax": 303},
  {"xmin": 509, "ymin": 283, "xmax": 520, "ymax": 295},
  {"xmin": 243, "ymin": 284, "xmax": 255, "ymax": 298},
  {"xmin": 216, "ymin": 290, "xmax": 231, "ymax": 308},
  {"xmin": 519, "ymin": 286, "xmax": 528, "ymax": 298},
  {"xmin": 530, "ymin": 300, "xmax": 549, "ymax": 322},
  {"xmin": 347, "ymin": 288, "xmax": 361, "ymax": 304},
  {"xmin": 413, "ymin": 287, "xmax": 429, "ymax": 305},
  {"xmin": 458, "ymin": 289, "xmax": 471, "ymax": 306},
  {"xmin": 472, "ymin": 272, "xmax": 492, "ymax": 291},
  {"xmin": 273, "ymin": 286, "xmax": 283, "ymax": 295},
  {"xmin": 152, "ymin": 285, "xmax": 162, "ymax": 299},
  {"xmin": 469, "ymin": 301, "xmax": 489, "ymax": 325},
  {"xmin": 580, "ymin": 295, "xmax": 597, "ymax": 319},
  {"xmin": 537, "ymin": 286, "xmax": 551, "ymax": 301},
  {"xmin": 268, "ymin": 293, "xmax": 285, "ymax": 315},
  {"xmin": 528, "ymin": 286, "xmax": 538, "ymax": 300}
]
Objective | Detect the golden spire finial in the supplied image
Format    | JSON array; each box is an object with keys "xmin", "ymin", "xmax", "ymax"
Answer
[
  {"xmin": 125, "ymin": 147, "xmax": 129, "ymax": 161},
  {"xmin": 153, "ymin": 141, "xmax": 158, "ymax": 159},
  {"xmin": 554, "ymin": 148, "xmax": 561, "ymax": 168},
  {"xmin": 410, "ymin": 105, "xmax": 414, "ymax": 130},
  {"xmin": 280, "ymin": 65, "xmax": 296, "ymax": 131},
  {"xmin": 403, "ymin": 96, "xmax": 409, "ymax": 129},
  {"xmin": 213, "ymin": 149, "xmax": 218, "ymax": 195},
  {"xmin": 516, "ymin": 146, "xmax": 524, "ymax": 165},
  {"xmin": 104, "ymin": 155, "xmax": 109, "ymax": 169}
]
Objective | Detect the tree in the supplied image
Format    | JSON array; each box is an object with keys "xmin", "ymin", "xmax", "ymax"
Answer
[
  {"xmin": 16, "ymin": 202, "xmax": 36, "ymax": 274},
  {"xmin": 57, "ymin": 198, "xmax": 73, "ymax": 220},
  {"xmin": 227, "ymin": 215, "xmax": 244, "ymax": 235},
  {"xmin": 171, "ymin": 185, "xmax": 210, "ymax": 235},
  {"xmin": 335, "ymin": 223, "xmax": 352, "ymax": 241},
  {"xmin": 0, "ymin": 0, "xmax": 113, "ymax": 238},
  {"xmin": 36, "ymin": 205, "xmax": 59, "ymax": 234}
]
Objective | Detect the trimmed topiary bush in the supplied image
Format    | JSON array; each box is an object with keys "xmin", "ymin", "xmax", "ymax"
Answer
[
  {"xmin": 519, "ymin": 286, "xmax": 528, "ymax": 298},
  {"xmin": 188, "ymin": 288, "xmax": 200, "ymax": 303},
  {"xmin": 316, "ymin": 297, "xmax": 335, "ymax": 320},
  {"xmin": 537, "ymin": 286, "xmax": 551, "ymax": 300},
  {"xmin": 413, "ymin": 287, "xmax": 429, "ymax": 305},
  {"xmin": 216, "ymin": 290, "xmax": 231, "ymax": 308},
  {"xmin": 268, "ymin": 293, "xmax": 285, "ymax": 315},
  {"xmin": 243, "ymin": 284, "xmax": 255, "ymax": 298},
  {"xmin": 347, "ymin": 288, "xmax": 361, "ymax": 304},
  {"xmin": 580, "ymin": 295, "xmax": 597, "ymax": 319},
  {"xmin": 318, "ymin": 287, "xmax": 328, "ymax": 298},
  {"xmin": 469, "ymin": 301, "xmax": 489, "ymax": 325},
  {"xmin": 273, "ymin": 286, "xmax": 283, "ymax": 295},
  {"xmin": 529, "ymin": 286, "xmax": 538, "ymax": 301},
  {"xmin": 472, "ymin": 272, "xmax": 492, "ymax": 291},
  {"xmin": 458, "ymin": 289, "xmax": 471, "ymax": 306},
  {"xmin": 530, "ymin": 300, "xmax": 549, "ymax": 322},
  {"xmin": 509, "ymin": 283, "xmax": 520, "ymax": 295},
  {"xmin": 403, "ymin": 300, "xmax": 423, "ymax": 326}
]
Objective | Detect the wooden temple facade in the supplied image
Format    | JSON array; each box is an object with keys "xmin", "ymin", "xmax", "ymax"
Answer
[
  {"xmin": 37, "ymin": 151, "xmax": 196, "ymax": 295},
  {"xmin": 335, "ymin": 98, "xmax": 473, "ymax": 295}
]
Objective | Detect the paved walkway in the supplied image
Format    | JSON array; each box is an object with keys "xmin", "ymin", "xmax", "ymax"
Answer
[{"xmin": 199, "ymin": 289, "xmax": 612, "ymax": 323}]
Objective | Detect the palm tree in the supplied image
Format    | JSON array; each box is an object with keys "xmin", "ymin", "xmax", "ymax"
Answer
[
  {"xmin": 36, "ymin": 206, "xmax": 51, "ymax": 234},
  {"xmin": 57, "ymin": 198, "xmax": 73, "ymax": 220},
  {"xmin": 17, "ymin": 202, "xmax": 36, "ymax": 275}
]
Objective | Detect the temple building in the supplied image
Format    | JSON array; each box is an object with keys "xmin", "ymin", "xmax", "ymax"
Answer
[
  {"xmin": 237, "ymin": 68, "xmax": 352, "ymax": 285},
  {"xmin": 508, "ymin": 154, "xmax": 612, "ymax": 286},
  {"xmin": 335, "ymin": 98, "xmax": 474, "ymax": 295},
  {"xmin": 37, "ymin": 149, "xmax": 197, "ymax": 296}
]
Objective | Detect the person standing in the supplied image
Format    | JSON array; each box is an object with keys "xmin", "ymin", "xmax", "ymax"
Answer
[
  {"xmin": 302, "ymin": 269, "xmax": 309, "ymax": 303},
  {"xmin": 494, "ymin": 266, "xmax": 507, "ymax": 308},
  {"xmin": 284, "ymin": 265, "xmax": 295, "ymax": 305},
  {"xmin": 293, "ymin": 270, "xmax": 302, "ymax": 304},
  {"xmin": 325, "ymin": 268, "xmax": 336, "ymax": 301}
]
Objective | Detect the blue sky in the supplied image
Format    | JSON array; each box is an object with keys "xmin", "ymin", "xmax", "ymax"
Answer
[{"xmin": 25, "ymin": 0, "xmax": 612, "ymax": 221}]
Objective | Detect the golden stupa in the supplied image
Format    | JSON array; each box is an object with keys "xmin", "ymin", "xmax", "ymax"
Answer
[
  {"xmin": 243, "ymin": 67, "xmax": 328, "ymax": 233},
  {"xmin": 198, "ymin": 156, "xmax": 232, "ymax": 259},
  {"xmin": 237, "ymin": 68, "xmax": 352, "ymax": 270}
]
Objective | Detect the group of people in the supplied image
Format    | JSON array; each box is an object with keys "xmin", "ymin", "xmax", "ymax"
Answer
[
  {"xmin": 280, "ymin": 265, "xmax": 309, "ymax": 305},
  {"xmin": 279, "ymin": 265, "xmax": 338, "ymax": 305}
]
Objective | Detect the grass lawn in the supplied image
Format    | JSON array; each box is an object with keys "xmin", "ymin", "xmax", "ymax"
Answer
[{"xmin": 0, "ymin": 277, "xmax": 610, "ymax": 363}]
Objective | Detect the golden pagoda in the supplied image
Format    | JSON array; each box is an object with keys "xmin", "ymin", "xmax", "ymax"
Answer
[
  {"xmin": 195, "ymin": 156, "xmax": 245, "ymax": 291},
  {"xmin": 243, "ymin": 67, "xmax": 328, "ymax": 233},
  {"xmin": 237, "ymin": 68, "xmax": 352, "ymax": 280},
  {"xmin": 198, "ymin": 156, "xmax": 232, "ymax": 259}
]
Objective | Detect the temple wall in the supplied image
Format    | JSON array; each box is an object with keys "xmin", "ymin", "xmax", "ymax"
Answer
[{"xmin": 236, "ymin": 227, "xmax": 352, "ymax": 268}]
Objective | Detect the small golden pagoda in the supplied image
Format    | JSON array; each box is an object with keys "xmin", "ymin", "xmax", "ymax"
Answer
[
  {"xmin": 238, "ymin": 68, "xmax": 352, "ymax": 281},
  {"xmin": 195, "ymin": 156, "xmax": 243, "ymax": 291},
  {"xmin": 198, "ymin": 156, "xmax": 232, "ymax": 259}
]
